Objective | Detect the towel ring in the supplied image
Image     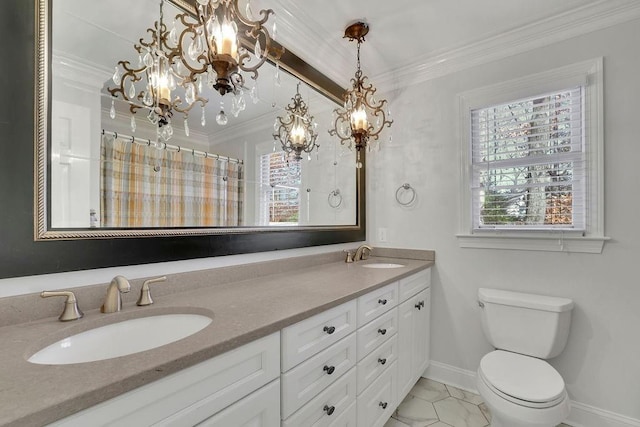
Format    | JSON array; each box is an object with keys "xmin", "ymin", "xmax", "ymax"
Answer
[
  {"xmin": 328, "ymin": 189, "xmax": 343, "ymax": 208},
  {"xmin": 395, "ymin": 183, "xmax": 416, "ymax": 206}
]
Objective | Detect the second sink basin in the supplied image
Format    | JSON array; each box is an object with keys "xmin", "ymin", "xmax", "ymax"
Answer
[
  {"xmin": 28, "ymin": 313, "xmax": 212, "ymax": 365},
  {"xmin": 361, "ymin": 263, "xmax": 405, "ymax": 269}
]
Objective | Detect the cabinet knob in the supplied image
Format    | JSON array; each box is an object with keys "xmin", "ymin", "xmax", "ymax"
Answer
[
  {"xmin": 323, "ymin": 365, "xmax": 335, "ymax": 375},
  {"xmin": 379, "ymin": 401, "xmax": 388, "ymax": 409},
  {"xmin": 378, "ymin": 328, "xmax": 387, "ymax": 335},
  {"xmin": 378, "ymin": 298, "xmax": 387, "ymax": 305},
  {"xmin": 323, "ymin": 326, "xmax": 336, "ymax": 335},
  {"xmin": 323, "ymin": 405, "xmax": 335, "ymax": 416},
  {"xmin": 378, "ymin": 358, "xmax": 387, "ymax": 365},
  {"xmin": 415, "ymin": 302, "xmax": 422, "ymax": 310}
]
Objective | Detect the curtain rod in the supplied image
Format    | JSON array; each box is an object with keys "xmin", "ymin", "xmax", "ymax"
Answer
[{"xmin": 101, "ymin": 129, "xmax": 243, "ymax": 164}]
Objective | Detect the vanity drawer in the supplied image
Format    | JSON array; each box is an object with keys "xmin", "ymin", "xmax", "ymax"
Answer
[
  {"xmin": 356, "ymin": 308, "xmax": 398, "ymax": 361},
  {"xmin": 195, "ymin": 379, "xmax": 280, "ymax": 427},
  {"xmin": 282, "ymin": 300, "xmax": 357, "ymax": 371},
  {"xmin": 356, "ymin": 334, "xmax": 398, "ymax": 395},
  {"xmin": 398, "ymin": 268, "xmax": 431, "ymax": 302},
  {"xmin": 327, "ymin": 400, "xmax": 357, "ymax": 427},
  {"xmin": 356, "ymin": 361, "xmax": 397, "ymax": 427},
  {"xmin": 357, "ymin": 282, "xmax": 398, "ymax": 327},
  {"xmin": 282, "ymin": 334, "xmax": 357, "ymax": 419},
  {"xmin": 282, "ymin": 367, "xmax": 357, "ymax": 427},
  {"xmin": 51, "ymin": 333, "xmax": 280, "ymax": 427}
]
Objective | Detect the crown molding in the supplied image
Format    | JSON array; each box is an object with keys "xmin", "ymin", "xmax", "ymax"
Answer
[
  {"xmin": 373, "ymin": 0, "xmax": 640, "ymax": 91},
  {"xmin": 269, "ymin": 0, "xmax": 640, "ymax": 93},
  {"xmin": 52, "ymin": 52, "xmax": 110, "ymax": 89}
]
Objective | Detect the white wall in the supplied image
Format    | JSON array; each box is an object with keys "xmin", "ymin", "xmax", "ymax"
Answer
[{"xmin": 368, "ymin": 19, "xmax": 640, "ymax": 421}]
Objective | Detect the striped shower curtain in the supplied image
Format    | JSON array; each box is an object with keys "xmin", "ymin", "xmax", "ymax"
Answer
[{"xmin": 100, "ymin": 134, "xmax": 243, "ymax": 227}]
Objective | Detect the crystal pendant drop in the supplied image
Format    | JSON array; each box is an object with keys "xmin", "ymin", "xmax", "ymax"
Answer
[
  {"xmin": 238, "ymin": 93, "xmax": 246, "ymax": 111},
  {"xmin": 112, "ymin": 67, "xmax": 121, "ymax": 85},
  {"xmin": 128, "ymin": 82, "xmax": 136, "ymax": 99},
  {"xmin": 184, "ymin": 118, "xmax": 190, "ymax": 136},
  {"xmin": 273, "ymin": 140, "xmax": 277, "ymax": 152},
  {"xmin": 109, "ymin": 99, "xmax": 116, "ymax": 119},
  {"xmin": 245, "ymin": 1, "xmax": 254, "ymax": 20},
  {"xmin": 130, "ymin": 114, "xmax": 136, "ymax": 132},
  {"xmin": 307, "ymin": 153, "xmax": 311, "ymax": 161},
  {"xmin": 387, "ymin": 107, "xmax": 392, "ymax": 120},
  {"xmin": 143, "ymin": 52, "xmax": 153, "ymax": 67},
  {"xmin": 143, "ymin": 89, "xmax": 153, "ymax": 106},
  {"xmin": 273, "ymin": 118, "xmax": 279, "ymax": 132},
  {"xmin": 185, "ymin": 84, "xmax": 195, "ymax": 105},
  {"xmin": 231, "ymin": 96, "xmax": 240, "ymax": 118},
  {"xmin": 250, "ymin": 85, "xmax": 259, "ymax": 104},
  {"xmin": 169, "ymin": 20, "xmax": 178, "ymax": 45},
  {"xmin": 201, "ymin": 107, "xmax": 207, "ymax": 127},
  {"xmin": 272, "ymin": 18, "xmax": 277, "ymax": 41},
  {"xmin": 138, "ymin": 54, "xmax": 143, "ymax": 68},
  {"xmin": 216, "ymin": 109, "xmax": 228, "ymax": 125},
  {"xmin": 254, "ymin": 39, "xmax": 262, "ymax": 59},
  {"xmin": 275, "ymin": 63, "xmax": 281, "ymax": 86},
  {"xmin": 198, "ymin": 76, "xmax": 203, "ymax": 94},
  {"xmin": 168, "ymin": 74, "xmax": 176, "ymax": 91}
]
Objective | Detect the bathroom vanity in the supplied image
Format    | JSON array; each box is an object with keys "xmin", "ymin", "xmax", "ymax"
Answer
[{"xmin": 0, "ymin": 250, "xmax": 433, "ymax": 426}]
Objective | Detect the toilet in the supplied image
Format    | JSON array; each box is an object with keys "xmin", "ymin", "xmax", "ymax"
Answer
[{"xmin": 476, "ymin": 288, "xmax": 574, "ymax": 427}]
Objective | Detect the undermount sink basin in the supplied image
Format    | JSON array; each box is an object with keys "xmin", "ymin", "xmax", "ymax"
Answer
[
  {"xmin": 361, "ymin": 263, "xmax": 405, "ymax": 269},
  {"xmin": 28, "ymin": 313, "xmax": 212, "ymax": 365}
]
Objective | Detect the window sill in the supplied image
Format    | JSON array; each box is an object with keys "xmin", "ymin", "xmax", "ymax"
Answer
[{"xmin": 456, "ymin": 233, "xmax": 609, "ymax": 254}]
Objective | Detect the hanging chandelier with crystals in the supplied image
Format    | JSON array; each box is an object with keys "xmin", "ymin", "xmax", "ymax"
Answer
[
  {"xmin": 329, "ymin": 22, "xmax": 393, "ymax": 154},
  {"xmin": 273, "ymin": 82, "xmax": 319, "ymax": 161},
  {"xmin": 108, "ymin": 0, "xmax": 207, "ymax": 141},
  {"xmin": 173, "ymin": 0, "xmax": 283, "ymax": 122},
  {"xmin": 108, "ymin": 0, "xmax": 282, "ymax": 141}
]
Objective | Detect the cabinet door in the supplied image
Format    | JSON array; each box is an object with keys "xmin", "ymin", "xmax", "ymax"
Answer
[
  {"xmin": 397, "ymin": 296, "xmax": 417, "ymax": 400},
  {"xmin": 195, "ymin": 379, "xmax": 280, "ymax": 427},
  {"xmin": 414, "ymin": 288, "xmax": 431, "ymax": 376}
]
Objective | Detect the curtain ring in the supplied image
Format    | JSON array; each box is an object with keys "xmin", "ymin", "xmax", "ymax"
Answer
[
  {"xmin": 328, "ymin": 189, "xmax": 342, "ymax": 208},
  {"xmin": 395, "ymin": 183, "xmax": 416, "ymax": 206},
  {"xmin": 114, "ymin": 132, "xmax": 118, "ymax": 139}
]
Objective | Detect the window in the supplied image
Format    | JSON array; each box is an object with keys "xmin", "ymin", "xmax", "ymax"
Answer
[
  {"xmin": 258, "ymin": 152, "xmax": 301, "ymax": 225},
  {"xmin": 458, "ymin": 58, "xmax": 607, "ymax": 253}
]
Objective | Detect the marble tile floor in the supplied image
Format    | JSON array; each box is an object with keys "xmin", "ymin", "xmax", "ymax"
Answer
[{"xmin": 384, "ymin": 378, "xmax": 571, "ymax": 427}]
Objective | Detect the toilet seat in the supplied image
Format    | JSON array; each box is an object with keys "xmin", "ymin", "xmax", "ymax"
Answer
[{"xmin": 479, "ymin": 350, "xmax": 566, "ymax": 409}]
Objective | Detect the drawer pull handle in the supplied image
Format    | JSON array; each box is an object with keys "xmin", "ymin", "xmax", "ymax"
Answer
[
  {"xmin": 415, "ymin": 300, "xmax": 425, "ymax": 310},
  {"xmin": 323, "ymin": 326, "xmax": 336, "ymax": 334},
  {"xmin": 379, "ymin": 401, "xmax": 388, "ymax": 409},
  {"xmin": 378, "ymin": 357, "xmax": 387, "ymax": 365},
  {"xmin": 323, "ymin": 405, "xmax": 336, "ymax": 416},
  {"xmin": 378, "ymin": 328, "xmax": 387, "ymax": 335},
  {"xmin": 378, "ymin": 298, "xmax": 387, "ymax": 305},
  {"xmin": 323, "ymin": 365, "xmax": 335, "ymax": 375}
]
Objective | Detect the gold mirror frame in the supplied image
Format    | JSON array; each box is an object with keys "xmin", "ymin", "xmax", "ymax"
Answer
[{"xmin": 34, "ymin": 0, "xmax": 364, "ymax": 240}]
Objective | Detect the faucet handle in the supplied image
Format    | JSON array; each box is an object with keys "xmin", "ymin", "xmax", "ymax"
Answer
[
  {"xmin": 136, "ymin": 276, "xmax": 167, "ymax": 306},
  {"xmin": 41, "ymin": 290, "xmax": 84, "ymax": 321},
  {"xmin": 344, "ymin": 250, "xmax": 355, "ymax": 263}
]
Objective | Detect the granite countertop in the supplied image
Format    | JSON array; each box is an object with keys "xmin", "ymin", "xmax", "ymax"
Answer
[{"xmin": 0, "ymin": 253, "xmax": 433, "ymax": 426}]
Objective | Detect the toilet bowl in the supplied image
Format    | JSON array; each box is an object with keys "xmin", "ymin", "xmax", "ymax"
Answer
[
  {"xmin": 476, "ymin": 350, "xmax": 570, "ymax": 427},
  {"xmin": 476, "ymin": 288, "xmax": 574, "ymax": 427}
]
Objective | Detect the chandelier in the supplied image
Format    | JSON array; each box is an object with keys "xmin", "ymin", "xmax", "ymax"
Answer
[
  {"xmin": 273, "ymin": 83, "xmax": 319, "ymax": 161},
  {"xmin": 108, "ymin": 0, "xmax": 281, "ymax": 141},
  {"xmin": 108, "ymin": 0, "xmax": 207, "ymax": 141},
  {"xmin": 329, "ymin": 22, "xmax": 393, "ymax": 153},
  {"xmin": 174, "ymin": 0, "xmax": 283, "ymax": 100}
]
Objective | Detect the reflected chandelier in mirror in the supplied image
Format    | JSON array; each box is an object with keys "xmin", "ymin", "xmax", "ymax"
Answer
[{"xmin": 35, "ymin": 0, "xmax": 363, "ymax": 240}]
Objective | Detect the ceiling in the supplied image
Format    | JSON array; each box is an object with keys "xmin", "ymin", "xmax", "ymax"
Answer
[
  {"xmin": 252, "ymin": 0, "xmax": 638, "ymax": 89},
  {"xmin": 52, "ymin": 0, "xmax": 640, "ymax": 140}
]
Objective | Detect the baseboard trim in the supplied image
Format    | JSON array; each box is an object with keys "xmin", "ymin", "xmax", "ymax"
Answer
[{"xmin": 423, "ymin": 360, "xmax": 640, "ymax": 427}]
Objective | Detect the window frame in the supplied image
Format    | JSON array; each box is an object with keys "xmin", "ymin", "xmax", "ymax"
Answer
[{"xmin": 457, "ymin": 58, "xmax": 607, "ymax": 253}]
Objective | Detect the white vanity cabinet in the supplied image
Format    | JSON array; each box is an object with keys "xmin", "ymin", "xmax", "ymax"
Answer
[
  {"xmin": 50, "ymin": 332, "xmax": 281, "ymax": 427},
  {"xmin": 397, "ymin": 269, "xmax": 432, "ymax": 400}
]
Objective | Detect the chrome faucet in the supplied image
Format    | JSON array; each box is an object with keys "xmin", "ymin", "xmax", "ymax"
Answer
[
  {"xmin": 101, "ymin": 275, "xmax": 131, "ymax": 313},
  {"xmin": 354, "ymin": 244, "xmax": 373, "ymax": 261}
]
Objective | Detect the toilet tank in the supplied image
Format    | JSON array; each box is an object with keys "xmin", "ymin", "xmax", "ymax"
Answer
[{"xmin": 478, "ymin": 288, "xmax": 574, "ymax": 359}]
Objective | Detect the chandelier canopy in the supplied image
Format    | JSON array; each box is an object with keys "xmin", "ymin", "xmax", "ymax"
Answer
[
  {"xmin": 329, "ymin": 22, "xmax": 393, "ymax": 152},
  {"xmin": 273, "ymin": 83, "xmax": 319, "ymax": 161}
]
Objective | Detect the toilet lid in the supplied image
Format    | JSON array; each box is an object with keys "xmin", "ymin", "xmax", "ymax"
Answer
[{"xmin": 480, "ymin": 350, "xmax": 565, "ymax": 404}]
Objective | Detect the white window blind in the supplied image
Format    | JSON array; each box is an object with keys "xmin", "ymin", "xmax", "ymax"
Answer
[
  {"xmin": 258, "ymin": 152, "xmax": 301, "ymax": 225},
  {"xmin": 471, "ymin": 87, "xmax": 585, "ymax": 231}
]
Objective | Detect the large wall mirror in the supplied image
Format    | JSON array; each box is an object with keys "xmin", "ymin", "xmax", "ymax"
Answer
[{"xmin": 36, "ymin": 0, "xmax": 363, "ymax": 240}]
